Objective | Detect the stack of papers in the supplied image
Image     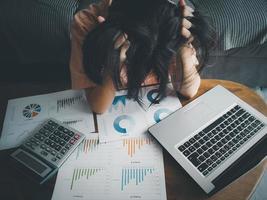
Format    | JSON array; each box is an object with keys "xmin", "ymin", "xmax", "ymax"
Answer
[
  {"xmin": 0, "ymin": 90, "xmax": 94, "ymax": 150},
  {"xmin": 0, "ymin": 84, "xmax": 182, "ymax": 200}
]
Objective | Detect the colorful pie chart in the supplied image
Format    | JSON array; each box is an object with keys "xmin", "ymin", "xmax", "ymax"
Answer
[{"xmin": 23, "ymin": 104, "xmax": 41, "ymax": 119}]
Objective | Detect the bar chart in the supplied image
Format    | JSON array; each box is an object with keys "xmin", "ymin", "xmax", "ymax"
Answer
[
  {"xmin": 75, "ymin": 137, "xmax": 99, "ymax": 159},
  {"xmin": 120, "ymin": 168, "xmax": 154, "ymax": 191},
  {"xmin": 122, "ymin": 137, "xmax": 153, "ymax": 157},
  {"xmin": 56, "ymin": 95, "xmax": 84, "ymax": 112},
  {"xmin": 70, "ymin": 168, "xmax": 103, "ymax": 190}
]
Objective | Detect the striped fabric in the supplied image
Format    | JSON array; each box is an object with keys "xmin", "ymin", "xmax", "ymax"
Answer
[
  {"xmin": 190, "ymin": 0, "xmax": 267, "ymax": 52},
  {"xmin": 0, "ymin": 0, "xmax": 79, "ymax": 63}
]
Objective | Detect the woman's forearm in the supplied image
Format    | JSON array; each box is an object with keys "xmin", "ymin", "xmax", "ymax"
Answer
[
  {"xmin": 170, "ymin": 44, "xmax": 201, "ymax": 98},
  {"xmin": 85, "ymin": 76, "xmax": 116, "ymax": 114},
  {"xmin": 177, "ymin": 72, "xmax": 200, "ymax": 98}
]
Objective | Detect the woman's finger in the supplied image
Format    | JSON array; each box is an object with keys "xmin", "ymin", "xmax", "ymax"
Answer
[
  {"xmin": 179, "ymin": 0, "xmax": 186, "ymax": 7},
  {"xmin": 181, "ymin": 27, "xmax": 191, "ymax": 38},
  {"xmin": 97, "ymin": 16, "xmax": 106, "ymax": 23},
  {"xmin": 182, "ymin": 18, "xmax": 192, "ymax": 29},
  {"xmin": 183, "ymin": 7, "xmax": 194, "ymax": 17},
  {"xmin": 119, "ymin": 40, "xmax": 130, "ymax": 62},
  {"xmin": 114, "ymin": 33, "xmax": 128, "ymax": 49}
]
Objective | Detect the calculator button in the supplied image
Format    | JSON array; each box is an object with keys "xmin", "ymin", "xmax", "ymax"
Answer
[
  {"xmin": 48, "ymin": 120, "xmax": 56, "ymax": 125},
  {"xmin": 55, "ymin": 145, "xmax": 62, "ymax": 151},
  {"xmin": 68, "ymin": 131, "xmax": 75, "ymax": 137},
  {"xmin": 26, "ymin": 142, "xmax": 32, "ymax": 146},
  {"xmin": 51, "ymin": 151, "xmax": 56, "ymax": 156},
  {"xmin": 30, "ymin": 138, "xmax": 36, "ymax": 143},
  {"xmin": 40, "ymin": 130, "xmax": 50, "ymax": 137},
  {"xmin": 34, "ymin": 134, "xmax": 42, "ymax": 140},
  {"xmin": 56, "ymin": 154, "xmax": 63, "ymax": 159},
  {"xmin": 69, "ymin": 139, "xmax": 76, "ymax": 145},
  {"xmin": 51, "ymin": 157, "xmax": 57, "ymax": 162},
  {"xmin": 32, "ymin": 142, "xmax": 38, "ymax": 147},
  {"xmin": 39, "ymin": 128, "xmax": 46, "ymax": 134},
  {"xmin": 74, "ymin": 134, "xmax": 80, "ymax": 140},
  {"xmin": 49, "ymin": 142, "xmax": 56, "ymax": 148},
  {"xmin": 41, "ymin": 151, "xmax": 48, "ymax": 156},
  {"xmin": 63, "ymin": 128, "xmax": 70, "ymax": 134},
  {"xmin": 58, "ymin": 126, "xmax": 64, "ymax": 131},
  {"xmin": 44, "ymin": 139, "xmax": 50, "ymax": 145},
  {"xmin": 39, "ymin": 136, "xmax": 45, "ymax": 141},
  {"xmin": 54, "ymin": 130, "xmax": 60, "ymax": 136},
  {"xmin": 49, "ymin": 134, "xmax": 56, "ymax": 140},
  {"xmin": 59, "ymin": 132, "xmax": 65, "ymax": 138},
  {"xmin": 63, "ymin": 135, "xmax": 71, "ymax": 141},
  {"xmin": 55, "ymin": 138, "xmax": 61, "ymax": 144},
  {"xmin": 41, "ymin": 144, "xmax": 46, "ymax": 149},
  {"xmin": 45, "ymin": 147, "xmax": 51, "ymax": 152},
  {"xmin": 44, "ymin": 124, "xmax": 54, "ymax": 131},
  {"xmin": 59, "ymin": 139, "xmax": 66, "ymax": 146},
  {"xmin": 65, "ymin": 143, "xmax": 72, "ymax": 150},
  {"xmin": 61, "ymin": 148, "xmax": 67, "ymax": 155}
]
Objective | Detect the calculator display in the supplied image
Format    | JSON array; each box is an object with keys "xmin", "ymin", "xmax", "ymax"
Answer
[
  {"xmin": 12, "ymin": 149, "xmax": 52, "ymax": 178},
  {"xmin": 16, "ymin": 151, "xmax": 47, "ymax": 174}
]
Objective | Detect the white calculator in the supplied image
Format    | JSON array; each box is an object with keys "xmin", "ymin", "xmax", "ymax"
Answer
[{"xmin": 10, "ymin": 118, "xmax": 85, "ymax": 184}]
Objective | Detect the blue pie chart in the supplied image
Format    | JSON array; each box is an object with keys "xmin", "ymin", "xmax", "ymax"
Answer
[
  {"xmin": 147, "ymin": 89, "xmax": 159, "ymax": 103},
  {"xmin": 154, "ymin": 108, "xmax": 171, "ymax": 123},
  {"xmin": 113, "ymin": 115, "xmax": 135, "ymax": 135}
]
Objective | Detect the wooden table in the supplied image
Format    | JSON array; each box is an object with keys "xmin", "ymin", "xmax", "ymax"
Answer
[{"xmin": 0, "ymin": 79, "xmax": 266, "ymax": 200}]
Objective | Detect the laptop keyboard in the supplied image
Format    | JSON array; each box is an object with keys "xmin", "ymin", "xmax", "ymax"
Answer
[{"xmin": 177, "ymin": 105, "xmax": 266, "ymax": 176}]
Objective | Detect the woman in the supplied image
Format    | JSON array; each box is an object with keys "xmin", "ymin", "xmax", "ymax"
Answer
[{"xmin": 70, "ymin": 0, "xmax": 213, "ymax": 113}]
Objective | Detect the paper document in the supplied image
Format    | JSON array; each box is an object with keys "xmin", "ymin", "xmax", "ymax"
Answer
[
  {"xmin": 0, "ymin": 89, "xmax": 95, "ymax": 150},
  {"xmin": 52, "ymin": 133, "xmax": 167, "ymax": 200},
  {"xmin": 98, "ymin": 84, "xmax": 182, "ymax": 143}
]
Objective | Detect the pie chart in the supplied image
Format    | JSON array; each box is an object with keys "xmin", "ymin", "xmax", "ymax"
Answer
[
  {"xmin": 23, "ymin": 104, "xmax": 41, "ymax": 119},
  {"xmin": 154, "ymin": 108, "xmax": 171, "ymax": 123},
  {"xmin": 113, "ymin": 115, "xmax": 135, "ymax": 135}
]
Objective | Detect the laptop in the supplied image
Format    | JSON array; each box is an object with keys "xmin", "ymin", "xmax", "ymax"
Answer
[{"xmin": 148, "ymin": 85, "xmax": 267, "ymax": 194}]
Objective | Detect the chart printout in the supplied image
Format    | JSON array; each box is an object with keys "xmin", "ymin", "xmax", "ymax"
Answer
[
  {"xmin": 98, "ymin": 84, "xmax": 182, "ymax": 143},
  {"xmin": 0, "ymin": 89, "xmax": 95, "ymax": 150},
  {"xmin": 52, "ymin": 133, "xmax": 167, "ymax": 200}
]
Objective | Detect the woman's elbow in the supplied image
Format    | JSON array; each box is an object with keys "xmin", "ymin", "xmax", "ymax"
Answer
[{"xmin": 90, "ymin": 103, "xmax": 110, "ymax": 114}]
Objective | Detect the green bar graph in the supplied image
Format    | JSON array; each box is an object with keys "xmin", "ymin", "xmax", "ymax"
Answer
[{"xmin": 70, "ymin": 168, "xmax": 102, "ymax": 190}]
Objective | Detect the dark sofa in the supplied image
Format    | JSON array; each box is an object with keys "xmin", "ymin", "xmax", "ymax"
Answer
[{"xmin": 0, "ymin": 0, "xmax": 266, "ymax": 87}]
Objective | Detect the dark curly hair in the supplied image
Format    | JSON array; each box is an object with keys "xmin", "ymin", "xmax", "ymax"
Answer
[{"xmin": 83, "ymin": 0, "xmax": 214, "ymax": 103}]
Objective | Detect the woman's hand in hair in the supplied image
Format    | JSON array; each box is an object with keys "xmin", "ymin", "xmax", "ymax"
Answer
[
  {"xmin": 170, "ymin": 0, "xmax": 200, "ymax": 98},
  {"xmin": 180, "ymin": 0, "xmax": 194, "ymax": 41},
  {"xmin": 84, "ymin": 8, "xmax": 117, "ymax": 114}
]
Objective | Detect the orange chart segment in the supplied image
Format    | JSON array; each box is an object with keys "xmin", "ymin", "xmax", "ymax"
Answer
[
  {"xmin": 76, "ymin": 138, "xmax": 99, "ymax": 159},
  {"xmin": 123, "ymin": 137, "xmax": 153, "ymax": 157}
]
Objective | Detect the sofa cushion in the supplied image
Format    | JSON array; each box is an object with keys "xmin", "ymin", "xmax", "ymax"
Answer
[
  {"xmin": 189, "ymin": 0, "xmax": 267, "ymax": 87},
  {"xmin": 190, "ymin": 0, "xmax": 267, "ymax": 52},
  {"xmin": 0, "ymin": 0, "xmax": 79, "ymax": 64}
]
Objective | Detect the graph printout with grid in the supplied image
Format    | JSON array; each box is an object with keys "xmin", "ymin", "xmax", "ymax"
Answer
[
  {"xmin": 98, "ymin": 84, "xmax": 182, "ymax": 143},
  {"xmin": 52, "ymin": 133, "xmax": 167, "ymax": 200},
  {"xmin": 0, "ymin": 89, "xmax": 95, "ymax": 150}
]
